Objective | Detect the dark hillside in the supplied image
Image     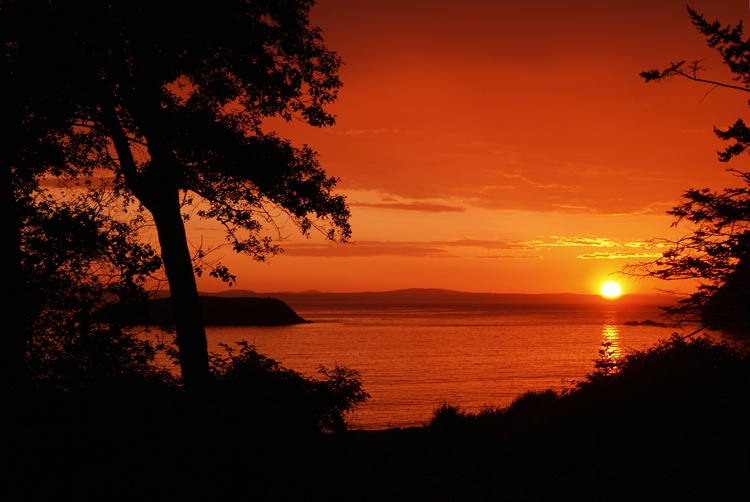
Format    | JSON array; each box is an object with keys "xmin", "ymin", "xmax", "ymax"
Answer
[{"xmin": 97, "ymin": 296, "xmax": 307, "ymax": 326}]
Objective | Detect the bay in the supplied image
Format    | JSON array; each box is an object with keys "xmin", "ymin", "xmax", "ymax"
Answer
[{"xmin": 197, "ymin": 300, "xmax": 680, "ymax": 430}]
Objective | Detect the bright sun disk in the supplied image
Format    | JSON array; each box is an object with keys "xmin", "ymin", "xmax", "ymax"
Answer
[{"xmin": 600, "ymin": 280, "xmax": 622, "ymax": 299}]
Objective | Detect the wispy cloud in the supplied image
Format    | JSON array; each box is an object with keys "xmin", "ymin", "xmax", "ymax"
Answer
[
  {"xmin": 480, "ymin": 254, "xmax": 543, "ymax": 259},
  {"xmin": 279, "ymin": 235, "xmax": 667, "ymax": 261},
  {"xmin": 577, "ymin": 251, "xmax": 663, "ymax": 260},
  {"xmin": 281, "ymin": 241, "xmax": 447, "ymax": 258},
  {"xmin": 281, "ymin": 238, "xmax": 531, "ymax": 258},
  {"xmin": 534, "ymin": 236, "xmax": 620, "ymax": 248},
  {"xmin": 350, "ymin": 201, "xmax": 466, "ymax": 213},
  {"xmin": 344, "ymin": 128, "xmax": 400, "ymax": 135},
  {"xmin": 622, "ymin": 241, "xmax": 669, "ymax": 249},
  {"xmin": 517, "ymin": 236, "xmax": 668, "ymax": 258},
  {"xmin": 501, "ymin": 173, "xmax": 580, "ymax": 191},
  {"xmin": 431, "ymin": 239, "xmax": 528, "ymax": 249}
]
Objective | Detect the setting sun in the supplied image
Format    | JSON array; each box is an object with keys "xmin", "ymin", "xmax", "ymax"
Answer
[{"xmin": 600, "ymin": 280, "xmax": 622, "ymax": 299}]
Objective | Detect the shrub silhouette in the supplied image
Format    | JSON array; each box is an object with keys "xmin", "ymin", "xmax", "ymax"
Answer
[
  {"xmin": 429, "ymin": 402, "xmax": 467, "ymax": 432},
  {"xmin": 28, "ymin": 324, "xmax": 176, "ymax": 392},
  {"xmin": 425, "ymin": 334, "xmax": 750, "ymax": 454},
  {"xmin": 208, "ymin": 341, "xmax": 369, "ymax": 433},
  {"xmin": 419, "ymin": 335, "xmax": 750, "ymax": 499},
  {"xmin": 576, "ymin": 334, "xmax": 749, "ymax": 404}
]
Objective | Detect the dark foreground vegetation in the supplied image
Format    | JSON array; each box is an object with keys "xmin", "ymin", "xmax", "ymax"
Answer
[
  {"xmin": 6, "ymin": 334, "xmax": 749, "ymax": 501},
  {"xmin": 4, "ymin": 4, "xmax": 750, "ymax": 500}
]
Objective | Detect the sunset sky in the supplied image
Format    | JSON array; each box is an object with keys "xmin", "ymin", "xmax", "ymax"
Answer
[{"xmin": 191, "ymin": 0, "xmax": 750, "ymax": 296}]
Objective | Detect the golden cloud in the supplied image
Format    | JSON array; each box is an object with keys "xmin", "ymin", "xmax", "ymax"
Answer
[{"xmin": 576, "ymin": 251, "xmax": 663, "ymax": 260}]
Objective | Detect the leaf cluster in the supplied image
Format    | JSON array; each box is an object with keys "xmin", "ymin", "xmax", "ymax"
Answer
[
  {"xmin": 209, "ymin": 341, "xmax": 369, "ymax": 433},
  {"xmin": 6, "ymin": 0, "xmax": 350, "ymax": 278},
  {"xmin": 629, "ymin": 7, "xmax": 750, "ymax": 329},
  {"xmin": 48, "ymin": 0, "xmax": 351, "ymax": 262},
  {"xmin": 20, "ymin": 183, "xmax": 171, "ymax": 390}
]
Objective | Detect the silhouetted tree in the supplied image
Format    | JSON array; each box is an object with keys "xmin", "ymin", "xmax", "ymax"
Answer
[
  {"xmin": 22, "ymin": 182, "xmax": 169, "ymax": 390},
  {"xmin": 630, "ymin": 7, "xmax": 750, "ymax": 332},
  {"xmin": 0, "ymin": 0, "xmax": 112, "ymax": 391},
  {"xmin": 5, "ymin": 1, "xmax": 350, "ymax": 390},
  {"xmin": 0, "ymin": 0, "xmax": 166, "ymax": 386}
]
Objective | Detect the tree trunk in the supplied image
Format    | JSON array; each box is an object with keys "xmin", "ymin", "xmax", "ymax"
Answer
[
  {"xmin": 102, "ymin": 105, "xmax": 211, "ymax": 391},
  {"xmin": 147, "ymin": 189, "xmax": 211, "ymax": 391}
]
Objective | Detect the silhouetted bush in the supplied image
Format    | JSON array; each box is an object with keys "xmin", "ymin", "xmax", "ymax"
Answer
[
  {"xmin": 28, "ymin": 323, "xmax": 177, "ymax": 391},
  {"xmin": 208, "ymin": 341, "xmax": 369, "ymax": 433},
  {"xmin": 429, "ymin": 402, "xmax": 469, "ymax": 431},
  {"xmin": 575, "ymin": 333, "xmax": 749, "ymax": 408},
  {"xmin": 429, "ymin": 334, "xmax": 749, "ymax": 428},
  {"xmin": 419, "ymin": 333, "xmax": 750, "ymax": 498},
  {"xmin": 505, "ymin": 388, "xmax": 558, "ymax": 415}
]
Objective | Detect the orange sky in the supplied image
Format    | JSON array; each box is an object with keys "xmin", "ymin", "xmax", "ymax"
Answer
[{"xmin": 190, "ymin": 0, "xmax": 750, "ymax": 295}]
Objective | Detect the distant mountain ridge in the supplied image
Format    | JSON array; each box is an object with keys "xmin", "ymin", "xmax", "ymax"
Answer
[
  {"xmin": 206, "ymin": 288, "xmax": 674, "ymax": 308},
  {"xmin": 131, "ymin": 289, "xmax": 673, "ymax": 325}
]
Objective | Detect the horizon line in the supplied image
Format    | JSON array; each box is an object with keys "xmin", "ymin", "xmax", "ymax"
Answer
[{"xmin": 157, "ymin": 286, "xmax": 677, "ymax": 297}]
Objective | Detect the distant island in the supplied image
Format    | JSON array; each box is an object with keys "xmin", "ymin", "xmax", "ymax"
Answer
[
  {"xmin": 623, "ymin": 319, "xmax": 669, "ymax": 327},
  {"xmin": 98, "ymin": 296, "xmax": 307, "ymax": 326}
]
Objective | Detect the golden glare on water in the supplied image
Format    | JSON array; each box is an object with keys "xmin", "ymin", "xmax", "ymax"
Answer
[
  {"xmin": 600, "ymin": 280, "xmax": 622, "ymax": 299},
  {"xmin": 596, "ymin": 324, "xmax": 622, "ymax": 376}
]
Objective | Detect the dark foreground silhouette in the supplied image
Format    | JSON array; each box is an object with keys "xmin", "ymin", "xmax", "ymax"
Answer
[
  {"xmin": 96, "ymin": 295, "xmax": 308, "ymax": 326},
  {"xmin": 6, "ymin": 335, "xmax": 749, "ymax": 500}
]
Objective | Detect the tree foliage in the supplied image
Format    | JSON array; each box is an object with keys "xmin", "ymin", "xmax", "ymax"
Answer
[
  {"xmin": 629, "ymin": 7, "xmax": 750, "ymax": 332},
  {"xmin": 0, "ymin": 0, "xmax": 87, "ymax": 390},
  {"xmin": 20, "ymin": 180, "xmax": 171, "ymax": 390},
  {"xmin": 624, "ymin": 169, "xmax": 750, "ymax": 327},
  {"xmin": 3, "ymin": 0, "xmax": 351, "ymax": 389},
  {"xmin": 73, "ymin": 0, "xmax": 350, "ymax": 388},
  {"xmin": 1, "ymin": 0, "xmax": 177, "ymax": 389},
  {"xmin": 209, "ymin": 341, "xmax": 369, "ymax": 433},
  {"xmin": 59, "ymin": 0, "xmax": 351, "ymax": 254}
]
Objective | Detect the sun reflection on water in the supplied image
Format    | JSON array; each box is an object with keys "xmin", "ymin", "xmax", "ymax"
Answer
[{"xmin": 595, "ymin": 324, "xmax": 622, "ymax": 375}]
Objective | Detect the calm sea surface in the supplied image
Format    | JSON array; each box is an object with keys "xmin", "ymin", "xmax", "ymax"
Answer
[{"xmin": 179, "ymin": 301, "xmax": 687, "ymax": 430}]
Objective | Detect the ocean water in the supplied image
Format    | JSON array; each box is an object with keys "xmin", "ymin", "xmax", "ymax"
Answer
[{"xmin": 199, "ymin": 301, "xmax": 682, "ymax": 430}]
